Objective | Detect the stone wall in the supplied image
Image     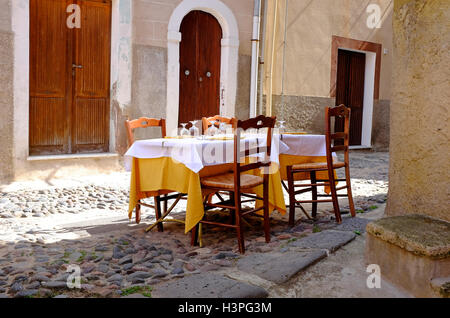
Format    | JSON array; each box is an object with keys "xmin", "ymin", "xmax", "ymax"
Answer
[
  {"xmin": 271, "ymin": 95, "xmax": 335, "ymax": 134},
  {"xmin": 386, "ymin": 0, "xmax": 450, "ymax": 222},
  {"xmin": 0, "ymin": 0, "xmax": 13, "ymax": 182}
]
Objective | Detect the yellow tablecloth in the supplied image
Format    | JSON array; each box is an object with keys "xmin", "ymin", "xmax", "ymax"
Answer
[{"xmin": 128, "ymin": 157, "xmax": 286, "ymax": 233}]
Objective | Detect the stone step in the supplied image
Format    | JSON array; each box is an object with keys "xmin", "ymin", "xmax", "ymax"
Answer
[
  {"xmin": 287, "ymin": 230, "xmax": 356, "ymax": 253},
  {"xmin": 236, "ymin": 250, "xmax": 327, "ymax": 284}
]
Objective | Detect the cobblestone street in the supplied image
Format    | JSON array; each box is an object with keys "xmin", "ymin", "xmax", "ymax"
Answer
[{"xmin": 0, "ymin": 151, "xmax": 399, "ymax": 298}]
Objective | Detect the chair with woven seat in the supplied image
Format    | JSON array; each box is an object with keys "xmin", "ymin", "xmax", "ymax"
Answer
[
  {"xmin": 202, "ymin": 115, "xmax": 238, "ymax": 203},
  {"xmin": 125, "ymin": 117, "xmax": 184, "ymax": 231},
  {"xmin": 202, "ymin": 115, "xmax": 237, "ymax": 134},
  {"xmin": 192, "ymin": 115, "xmax": 277, "ymax": 254},
  {"xmin": 286, "ymin": 105, "xmax": 356, "ymax": 226}
]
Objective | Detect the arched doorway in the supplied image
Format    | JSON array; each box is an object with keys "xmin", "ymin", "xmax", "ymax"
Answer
[
  {"xmin": 166, "ymin": 0, "xmax": 239, "ymax": 134},
  {"xmin": 178, "ymin": 11, "xmax": 222, "ymax": 126}
]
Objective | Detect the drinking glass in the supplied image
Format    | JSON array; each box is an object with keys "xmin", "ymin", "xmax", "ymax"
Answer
[
  {"xmin": 189, "ymin": 120, "xmax": 200, "ymax": 136},
  {"xmin": 219, "ymin": 121, "xmax": 227, "ymax": 135},
  {"xmin": 208, "ymin": 120, "xmax": 219, "ymax": 136},
  {"xmin": 180, "ymin": 123, "xmax": 189, "ymax": 136},
  {"xmin": 277, "ymin": 120, "xmax": 286, "ymax": 134}
]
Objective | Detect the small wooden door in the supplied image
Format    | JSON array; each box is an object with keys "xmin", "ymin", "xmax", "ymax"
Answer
[
  {"xmin": 178, "ymin": 11, "xmax": 222, "ymax": 126},
  {"xmin": 29, "ymin": 0, "xmax": 111, "ymax": 155},
  {"xmin": 335, "ymin": 49, "xmax": 366, "ymax": 146}
]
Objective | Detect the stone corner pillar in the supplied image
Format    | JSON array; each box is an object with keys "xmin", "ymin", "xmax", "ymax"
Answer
[{"xmin": 386, "ymin": 0, "xmax": 450, "ymax": 222}]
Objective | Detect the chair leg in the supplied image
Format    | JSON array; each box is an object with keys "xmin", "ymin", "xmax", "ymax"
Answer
[
  {"xmin": 163, "ymin": 194, "xmax": 168, "ymax": 215},
  {"xmin": 154, "ymin": 196, "xmax": 164, "ymax": 232},
  {"xmin": 229, "ymin": 192, "xmax": 236, "ymax": 225},
  {"xmin": 287, "ymin": 166, "xmax": 296, "ymax": 227},
  {"xmin": 234, "ymin": 192, "xmax": 245, "ymax": 254},
  {"xmin": 263, "ymin": 175, "xmax": 270, "ymax": 243},
  {"xmin": 344, "ymin": 166, "xmax": 356, "ymax": 217},
  {"xmin": 310, "ymin": 171, "xmax": 318, "ymax": 219},
  {"xmin": 135, "ymin": 201, "xmax": 141, "ymax": 224},
  {"xmin": 328, "ymin": 170, "xmax": 342, "ymax": 224}
]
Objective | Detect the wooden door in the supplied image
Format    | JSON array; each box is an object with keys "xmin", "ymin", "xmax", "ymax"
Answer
[
  {"xmin": 29, "ymin": 0, "xmax": 111, "ymax": 155},
  {"xmin": 178, "ymin": 11, "xmax": 222, "ymax": 126},
  {"xmin": 335, "ymin": 49, "xmax": 366, "ymax": 146}
]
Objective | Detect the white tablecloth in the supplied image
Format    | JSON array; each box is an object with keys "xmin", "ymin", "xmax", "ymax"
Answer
[
  {"xmin": 124, "ymin": 135, "xmax": 289, "ymax": 173},
  {"xmin": 279, "ymin": 134, "xmax": 330, "ymax": 157}
]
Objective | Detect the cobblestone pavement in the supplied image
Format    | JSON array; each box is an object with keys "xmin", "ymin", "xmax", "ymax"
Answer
[{"xmin": 0, "ymin": 151, "xmax": 393, "ymax": 298}]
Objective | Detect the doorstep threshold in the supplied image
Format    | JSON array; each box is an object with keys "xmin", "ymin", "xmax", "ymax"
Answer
[{"xmin": 27, "ymin": 153, "xmax": 119, "ymax": 161}]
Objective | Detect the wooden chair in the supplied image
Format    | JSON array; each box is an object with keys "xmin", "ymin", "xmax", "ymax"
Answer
[
  {"xmin": 125, "ymin": 117, "xmax": 184, "ymax": 231},
  {"xmin": 286, "ymin": 105, "xmax": 356, "ymax": 226},
  {"xmin": 202, "ymin": 115, "xmax": 237, "ymax": 134},
  {"xmin": 192, "ymin": 115, "xmax": 277, "ymax": 254},
  {"xmin": 202, "ymin": 115, "xmax": 238, "ymax": 203}
]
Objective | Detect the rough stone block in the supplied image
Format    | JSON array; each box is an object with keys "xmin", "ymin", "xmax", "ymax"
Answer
[
  {"xmin": 151, "ymin": 273, "xmax": 268, "ymax": 298},
  {"xmin": 237, "ymin": 250, "xmax": 327, "ymax": 284},
  {"xmin": 365, "ymin": 215, "xmax": 450, "ymax": 298},
  {"xmin": 288, "ymin": 230, "xmax": 356, "ymax": 252},
  {"xmin": 333, "ymin": 217, "xmax": 371, "ymax": 233}
]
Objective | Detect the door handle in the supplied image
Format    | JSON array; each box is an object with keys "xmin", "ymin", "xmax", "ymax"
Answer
[
  {"xmin": 206, "ymin": 71, "xmax": 212, "ymax": 78},
  {"xmin": 72, "ymin": 64, "xmax": 83, "ymax": 69}
]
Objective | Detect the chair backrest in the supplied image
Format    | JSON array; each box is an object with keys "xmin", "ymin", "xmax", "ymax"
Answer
[
  {"xmin": 233, "ymin": 115, "xmax": 277, "ymax": 183},
  {"xmin": 202, "ymin": 115, "xmax": 237, "ymax": 134},
  {"xmin": 325, "ymin": 104, "xmax": 351, "ymax": 165},
  {"xmin": 125, "ymin": 117, "xmax": 166, "ymax": 148}
]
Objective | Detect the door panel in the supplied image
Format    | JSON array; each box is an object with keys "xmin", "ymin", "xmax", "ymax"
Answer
[
  {"xmin": 74, "ymin": 99, "xmax": 108, "ymax": 147},
  {"xmin": 179, "ymin": 11, "xmax": 222, "ymax": 126},
  {"xmin": 179, "ymin": 11, "xmax": 199, "ymax": 125},
  {"xmin": 73, "ymin": 0, "xmax": 111, "ymax": 152},
  {"xmin": 29, "ymin": 0, "xmax": 111, "ymax": 155},
  {"xmin": 197, "ymin": 12, "xmax": 222, "ymax": 120},
  {"xmin": 335, "ymin": 50, "xmax": 366, "ymax": 146},
  {"xmin": 29, "ymin": 0, "xmax": 71, "ymax": 155},
  {"xmin": 29, "ymin": 98, "xmax": 67, "ymax": 153},
  {"xmin": 348, "ymin": 52, "xmax": 365, "ymax": 145}
]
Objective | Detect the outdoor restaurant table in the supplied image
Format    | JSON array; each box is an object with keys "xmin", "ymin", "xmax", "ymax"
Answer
[
  {"xmin": 124, "ymin": 135, "xmax": 288, "ymax": 234},
  {"xmin": 278, "ymin": 133, "xmax": 335, "ymax": 186}
]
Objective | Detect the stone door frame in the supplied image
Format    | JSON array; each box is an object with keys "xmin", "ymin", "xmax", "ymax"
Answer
[
  {"xmin": 330, "ymin": 35, "xmax": 382, "ymax": 148},
  {"xmin": 166, "ymin": 0, "xmax": 240, "ymax": 135}
]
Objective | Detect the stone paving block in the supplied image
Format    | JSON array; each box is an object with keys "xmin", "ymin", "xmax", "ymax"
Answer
[
  {"xmin": 333, "ymin": 217, "xmax": 371, "ymax": 233},
  {"xmin": 151, "ymin": 273, "xmax": 268, "ymax": 298},
  {"xmin": 237, "ymin": 250, "xmax": 327, "ymax": 284},
  {"xmin": 288, "ymin": 230, "xmax": 357, "ymax": 253}
]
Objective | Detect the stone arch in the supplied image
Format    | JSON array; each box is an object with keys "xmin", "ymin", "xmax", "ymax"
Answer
[{"xmin": 166, "ymin": 0, "xmax": 240, "ymax": 134}]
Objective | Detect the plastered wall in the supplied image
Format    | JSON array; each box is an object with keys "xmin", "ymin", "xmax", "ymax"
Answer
[{"xmin": 263, "ymin": 0, "xmax": 393, "ymax": 149}]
